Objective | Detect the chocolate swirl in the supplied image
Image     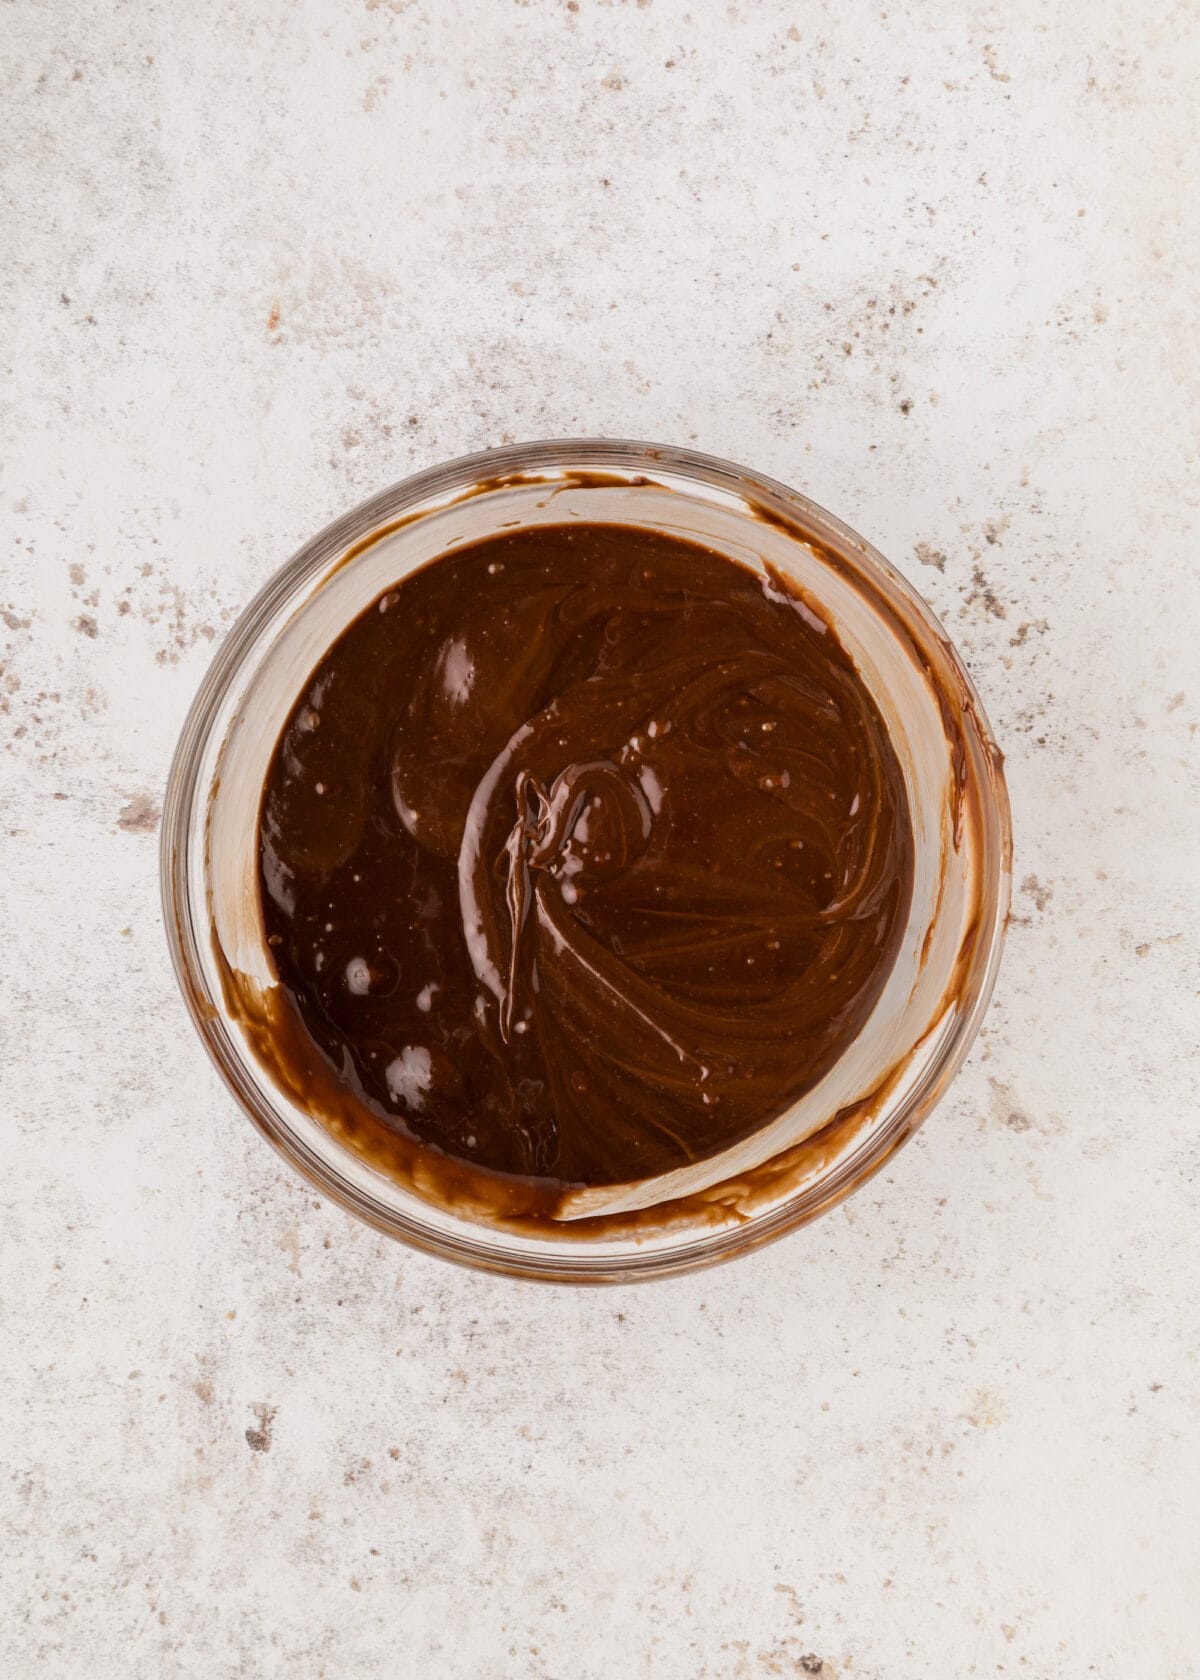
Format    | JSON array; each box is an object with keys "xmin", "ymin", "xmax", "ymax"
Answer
[{"xmin": 259, "ymin": 525, "xmax": 913, "ymax": 1189}]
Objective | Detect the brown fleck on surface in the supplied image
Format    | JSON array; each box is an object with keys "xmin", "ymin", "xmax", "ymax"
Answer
[
  {"xmin": 117, "ymin": 793, "xmax": 161, "ymax": 833},
  {"xmin": 965, "ymin": 563, "xmax": 1008, "ymax": 620},
  {"xmin": 1020, "ymin": 873, "xmax": 1052, "ymax": 913},
  {"xmin": 981, "ymin": 42, "xmax": 1012, "ymax": 84},
  {"xmin": 244, "ymin": 1403, "xmax": 277, "ymax": 1454}
]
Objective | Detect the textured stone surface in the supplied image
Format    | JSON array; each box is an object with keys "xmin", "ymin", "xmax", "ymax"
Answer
[{"xmin": 2, "ymin": 2, "xmax": 1197, "ymax": 1675}]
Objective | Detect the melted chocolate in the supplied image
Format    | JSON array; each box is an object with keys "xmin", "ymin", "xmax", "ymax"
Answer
[{"xmin": 258, "ymin": 525, "xmax": 913, "ymax": 1193}]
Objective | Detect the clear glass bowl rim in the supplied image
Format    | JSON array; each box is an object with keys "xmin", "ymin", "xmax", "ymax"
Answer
[{"xmin": 160, "ymin": 437, "xmax": 1012, "ymax": 1284}]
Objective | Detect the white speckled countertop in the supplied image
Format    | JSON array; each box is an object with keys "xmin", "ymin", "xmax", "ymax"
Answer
[{"xmin": 3, "ymin": 2, "xmax": 1197, "ymax": 1674}]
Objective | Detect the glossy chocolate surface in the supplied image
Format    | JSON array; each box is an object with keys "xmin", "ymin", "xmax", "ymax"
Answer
[{"xmin": 258, "ymin": 524, "xmax": 913, "ymax": 1192}]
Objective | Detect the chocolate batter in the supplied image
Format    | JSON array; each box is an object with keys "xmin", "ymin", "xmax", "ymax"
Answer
[{"xmin": 258, "ymin": 524, "xmax": 913, "ymax": 1192}]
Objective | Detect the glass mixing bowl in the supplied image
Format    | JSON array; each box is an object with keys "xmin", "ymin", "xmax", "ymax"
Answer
[{"xmin": 161, "ymin": 440, "xmax": 1011, "ymax": 1282}]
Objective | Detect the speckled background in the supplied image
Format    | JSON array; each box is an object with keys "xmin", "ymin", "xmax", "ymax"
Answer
[{"xmin": 3, "ymin": 2, "xmax": 1197, "ymax": 1675}]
